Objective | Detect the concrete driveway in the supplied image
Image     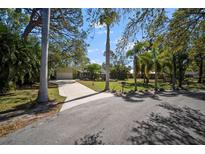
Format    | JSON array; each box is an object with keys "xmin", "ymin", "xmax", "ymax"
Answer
[
  {"xmin": 51, "ymin": 80, "xmax": 114, "ymax": 111},
  {"xmin": 55, "ymin": 80, "xmax": 96, "ymax": 101},
  {"xmin": 0, "ymin": 90, "xmax": 205, "ymax": 145}
]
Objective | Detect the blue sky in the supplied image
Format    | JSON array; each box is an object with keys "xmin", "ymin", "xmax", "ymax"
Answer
[{"xmin": 84, "ymin": 9, "xmax": 176, "ymax": 66}]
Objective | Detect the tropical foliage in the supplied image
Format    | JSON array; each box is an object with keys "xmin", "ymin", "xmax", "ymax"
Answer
[
  {"xmin": 85, "ymin": 63, "xmax": 101, "ymax": 80},
  {"xmin": 0, "ymin": 8, "xmax": 205, "ymax": 95},
  {"xmin": 0, "ymin": 9, "xmax": 89, "ymax": 94}
]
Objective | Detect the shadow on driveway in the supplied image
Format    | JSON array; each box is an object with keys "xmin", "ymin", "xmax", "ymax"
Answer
[
  {"xmin": 74, "ymin": 129, "xmax": 104, "ymax": 145},
  {"xmin": 128, "ymin": 103, "xmax": 205, "ymax": 144},
  {"xmin": 64, "ymin": 91, "xmax": 104, "ymax": 103},
  {"xmin": 113, "ymin": 90, "xmax": 205, "ymax": 104},
  {"xmin": 113, "ymin": 91, "xmax": 163, "ymax": 103}
]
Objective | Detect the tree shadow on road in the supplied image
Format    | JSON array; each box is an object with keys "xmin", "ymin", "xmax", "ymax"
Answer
[
  {"xmin": 157, "ymin": 90, "xmax": 205, "ymax": 101},
  {"xmin": 114, "ymin": 90, "xmax": 205, "ymax": 104},
  {"xmin": 180, "ymin": 91, "xmax": 205, "ymax": 101},
  {"xmin": 114, "ymin": 91, "xmax": 162, "ymax": 103},
  {"xmin": 128, "ymin": 103, "xmax": 205, "ymax": 144},
  {"xmin": 74, "ymin": 129, "xmax": 104, "ymax": 145},
  {"xmin": 65, "ymin": 91, "xmax": 104, "ymax": 103}
]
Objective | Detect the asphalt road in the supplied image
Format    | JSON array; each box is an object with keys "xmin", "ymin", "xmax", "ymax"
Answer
[{"xmin": 1, "ymin": 91, "xmax": 205, "ymax": 145}]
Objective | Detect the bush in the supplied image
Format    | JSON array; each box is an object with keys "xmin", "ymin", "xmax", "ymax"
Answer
[
  {"xmin": 0, "ymin": 23, "xmax": 41, "ymax": 93},
  {"xmin": 110, "ymin": 64, "xmax": 130, "ymax": 80},
  {"xmin": 84, "ymin": 63, "xmax": 101, "ymax": 80},
  {"xmin": 159, "ymin": 88, "xmax": 165, "ymax": 92}
]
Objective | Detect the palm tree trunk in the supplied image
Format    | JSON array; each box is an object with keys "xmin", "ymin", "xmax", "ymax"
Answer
[
  {"xmin": 105, "ymin": 24, "xmax": 110, "ymax": 91},
  {"xmin": 38, "ymin": 8, "xmax": 50, "ymax": 103},
  {"xmin": 178, "ymin": 58, "xmax": 183, "ymax": 88},
  {"xmin": 153, "ymin": 49, "xmax": 158, "ymax": 92},
  {"xmin": 133, "ymin": 55, "xmax": 137, "ymax": 91},
  {"xmin": 172, "ymin": 54, "xmax": 176, "ymax": 90},
  {"xmin": 154, "ymin": 61, "xmax": 158, "ymax": 92},
  {"xmin": 198, "ymin": 57, "xmax": 203, "ymax": 83}
]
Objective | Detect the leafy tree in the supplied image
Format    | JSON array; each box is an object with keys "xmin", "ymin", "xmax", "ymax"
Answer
[
  {"xmin": 117, "ymin": 8, "xmax": 168, "ymax": 92},
  {"xmin": 110, "ymin": 64, "xmax": 130, "ymax": 80},
  {"xmin": 168, "ymin": 10, "xmax": 193, "ymax": 89},
  {"xmin": 126, "ymin": 41, "xmax": 146, "ymax": 91},
  {"xmin": 0, "ymin": 9, "xmax": 29, "ymax": 34},
  {"xmin": 19, "ymin": 9, "xmax": 85, "ymax": 40},
  {"xmin": 69, "ymin": 39, "xmax": 89, "ymax": 70},
  {"xmin": 168, "ymin": 9, "xmax": 205, "ymax": 40},
  {"xmin": 150, "ymin": 36, "xmax": 164, "ymax": 91},
  {"xmin": 139, "ymin": 52, "xmax": 154, "ymax": 85},
  {"xmin": 116, "ymin": 9, "xmax": 167, "ymax": 56},
  {"xmin": 126, "ymin": 37, "xmax": 163, "ymax": 91},
  {"xmin": 85, "ymin": 63, "xmax": 101, "ymax": 80},
  {"xmin": 0, "ymin": 23, "xmax": 41, "ymax": 93},
  {"xmin": 158, "ymin": 48, "xmax": 173, "ymax": 83},
  {"xmin": 189, "ymin": 22, "xmax": 205, "ymax": 83},
  {"xmin": 48, "ymin": 44, "xmax": 65, "ymax": 79},
  {"xmin": 0, "ymin": 8, "xmax": 89, "ymax": 96},
  {"xmin": 166, "ymin": 8, "xmax": 205, "ymax": 88}
]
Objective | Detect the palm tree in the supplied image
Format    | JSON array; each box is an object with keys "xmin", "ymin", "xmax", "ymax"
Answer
[
  {"xmin": 38, "ymin": 8, "xmax": 50, "ymax": 103},
  {"xmin": 150, "ymin": 36, "xmax": 163, "ymax": 92},
  {"xmin": 152, "ymin": 48, "xmax": 160, "ymax": 91},
  {"xmin": 126, "ymin": 41, "xmax": 144, "ymax": 91},
  {"xmin": 158, "ymin": 48, "xmax": 173, "ymax": 83},
  {"xmin": 99, "ymin": 9, "xmax": 118, "ymax": 91},
  {"xmin": 139, "ymin": 52, "xmax": 154, "ymax": 85}
]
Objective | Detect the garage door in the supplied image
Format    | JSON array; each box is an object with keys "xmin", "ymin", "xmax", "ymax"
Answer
[{"xmin": 56, "ymin": 72, "xmax": 73, "ymax": 80}]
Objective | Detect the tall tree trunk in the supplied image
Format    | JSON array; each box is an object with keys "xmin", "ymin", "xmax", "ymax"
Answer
[
  {"xmin": 133, "ymin": 55, "xmax": 137, "ymax": 91},
  {"xmin": 105, "ymin": 24, "xmax": 110, "ymax": 91},
  {"xmin": 141, "ymin": 65, "xmax": 146, "ymax": 84},
  {"xmin": 154, "ymin": 61, "xmax": 158, "ymax": 92},
  {"xmin": 38, "ymin": 8, "xmax": 50, "ymax": 103},
  {"xmin": 170, "ymin": 73, "xmax": 173, "ymax": 84},
  {"xmin": 178, "ymin": 58, "xmax": 183, "ymax": 88},
  {"xmin": 198, "ymin": 58, "xmax": 203, "ymax": 83},
  {"xmin": 146, "ymin": 77, "xmax": 149, "ymax": 85},
  {"xmin": 172, "ymin": 54, "xmax": 176, "ymax": 90},
  {"xmin": 143, "ymin": 76, "xmax": 146, "ymax": 84},
  {"xmin": 153, "ymin": 48, "xmax": 158, "ymax": 92}
]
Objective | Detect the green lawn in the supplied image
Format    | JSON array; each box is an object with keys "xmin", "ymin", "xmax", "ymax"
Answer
[
  {"xmin": 0, "ymin": 83, "xmax": 65, "ymax": 113},
  {"xmin": 183, "ymin": 81, "xmax": 205, "ymax": 91},
  {"xmin": 78, "ymin": 78, "xmax": 172, "ymax": 92},
  {"xmin": 79, "ymin": 78, "xmax": 205, "ymax": 92}
]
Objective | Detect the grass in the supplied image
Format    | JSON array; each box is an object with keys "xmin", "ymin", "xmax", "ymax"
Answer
[
  {"xmin": 0, "ymin": 83, "xmax": 65, "ymax": 137},
  {"xmin": 78, "ymin": 78, "xmax": 172, "ymax": 92},
  {"xmin": 0, "ymin": 83, "xmax": 65, "ymax": 113},
  {"xmin": 184, "ymin": 81, "xmax": 205, "ymax": 91},
  {"xmin": 79, "ymin": 78, "xmax": 205, "ymax": 92}
]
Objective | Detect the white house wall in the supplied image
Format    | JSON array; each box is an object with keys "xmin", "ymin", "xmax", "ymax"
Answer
[{"xmin": 56, "ymin": 72, "xmax": 73, "ymax": 80}]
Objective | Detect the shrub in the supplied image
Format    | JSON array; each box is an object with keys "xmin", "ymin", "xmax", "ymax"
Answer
[{"xmin": 110, "ymin": 64, "xmax": 130, "ymax": 80}]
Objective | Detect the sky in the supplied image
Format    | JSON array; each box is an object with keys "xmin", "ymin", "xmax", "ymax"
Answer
[{"xmin": 83, "ymin": 9, "xmax": 176, "ymax": 66}]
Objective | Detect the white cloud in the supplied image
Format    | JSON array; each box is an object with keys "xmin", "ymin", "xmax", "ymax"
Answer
[
  {"xmin": 88, "ymin": 48, "xmax": 99, "ymax": 53},
  {"xmin": 91, "ymin": 60, "xmax": 97, "ymax": 63},
  {"xmin": 93, "ymin": 22, "xmax": 106, "ymax": 29},
  {"xmin": 96, "ymin": 30, "xmax": 113, "ymax": 35}
]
